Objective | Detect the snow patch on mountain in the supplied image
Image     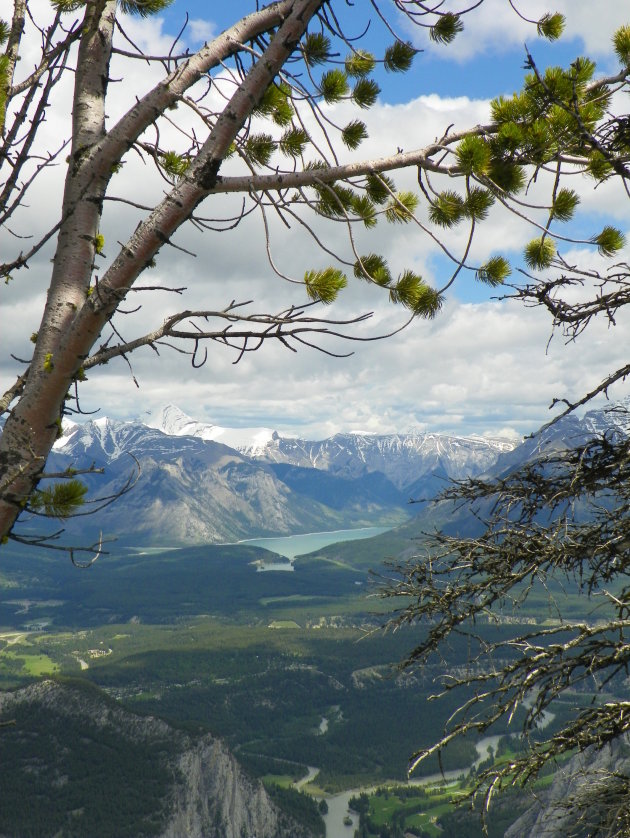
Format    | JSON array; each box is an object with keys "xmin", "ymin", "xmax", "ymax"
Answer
[
  {"xmin": 148, "ymin": 404, "xmax": 276, "ymax": 455},
  {"xmin": 52, "ymin": 419, "xmax": 79, "ymax": 450},
  {"xmin": 53, "ymin": 416, "xmax": 136, "ymax": 460}
]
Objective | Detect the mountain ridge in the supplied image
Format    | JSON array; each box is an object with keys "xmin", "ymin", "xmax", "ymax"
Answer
[
  {"xmin": 30, "ymin": 399, "xmax": 630, "ymax": 548},
  {"xmin": 40, "ymin": 406, "xmax": 518, "ymax": 545}
]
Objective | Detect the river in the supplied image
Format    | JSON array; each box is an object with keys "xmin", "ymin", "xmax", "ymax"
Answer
[
  {"xmin": 316, "ymin": 709, "xmax": 555, "ymax": 837},
  {"xmin": 317, "ymin": 734, "xmax": 502, "ymax": 838},
  {"xmin": 233, "ymin": 527, "xmax": 554, "ymax": 835}
]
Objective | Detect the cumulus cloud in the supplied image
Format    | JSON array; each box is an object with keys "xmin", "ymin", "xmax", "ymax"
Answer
[
  {"xmin": 2, "ymin": 2, "xmax": 628, "ymax": 443},
  {"xmin": 187, "ymin": 18, "xmax": 217, "ymax": 45},
  {"xmin": 404, "ymin": 0, "xmax": 628, "ymax": 64}
]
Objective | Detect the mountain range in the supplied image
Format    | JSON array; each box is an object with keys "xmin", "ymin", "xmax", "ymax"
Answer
[
  {"xmin": 19, "ymin": 398, "xmax": 628, "ymax": 548},
  {"xmin": 25, "ymin": 404, "xmax": 514, "ymax": 547}
]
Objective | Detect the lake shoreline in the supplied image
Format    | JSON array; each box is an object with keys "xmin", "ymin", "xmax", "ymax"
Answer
[{"xmin": 231, "ymin": 525, "xmax": 393, "ymax": 561}]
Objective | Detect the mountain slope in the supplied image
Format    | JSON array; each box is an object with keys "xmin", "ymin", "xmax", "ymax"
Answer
[
  {"xmin": 257, "ymin": 430, "xmax": 514, "ymax": 490},
  {"xmin": 0, "ymin": 679, "xmax": 313, "ymax": 838},
  {"xmin": 30, "ymin": 406, "xmax": 520, "ymax": 547},
  {"xmin": 297, "ymin": 397, "xmax": 630, "ymax": 566},
  {"xmin": 504, "ymin": 736, "xmax": 630, "ymax": 838},
  {"xmin": 41, "ymin": 417, "xmax": 408, "ymax": 546}
]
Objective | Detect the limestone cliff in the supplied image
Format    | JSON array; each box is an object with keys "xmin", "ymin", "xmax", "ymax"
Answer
[
  {"xmin": 0, "ymin": 680, "xmax": 313, "ymax": 838},
  {"xmin": 504, "ymin": 736, "xmax": 630, "ymax": 838}
]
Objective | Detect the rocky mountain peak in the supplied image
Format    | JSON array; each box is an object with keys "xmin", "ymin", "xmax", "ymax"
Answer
[{"xmin": 147, "ymin": 403, "xmax": 277, "ymax": 455}]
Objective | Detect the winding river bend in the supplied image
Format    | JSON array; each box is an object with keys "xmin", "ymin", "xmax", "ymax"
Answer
[
  {"xmin": 315, "ymin": 733, "xmax": 506, "ymax": 837},
  {"xmin": 316, "ymin": 734, "xmax": 502, "ymax": 838},
  {"xmin": 234, "ymin": 527, "xmax": 555, "ymax": 836},
  {"xmin": 314, "ymin": 711, "xmax": 555, "ymax": 837}
]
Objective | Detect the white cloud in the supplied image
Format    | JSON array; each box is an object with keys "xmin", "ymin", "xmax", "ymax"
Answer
[
  {"xmin": 405, "ymin": 0, "xmax": 627, "ymax": 64},
  {"xmin": 2, "ymin": 3, "xmax": 629, "ymax": 444},
  {"xmin": 187, "ymin": 19, "xmax": 217, "ymax": 45}
]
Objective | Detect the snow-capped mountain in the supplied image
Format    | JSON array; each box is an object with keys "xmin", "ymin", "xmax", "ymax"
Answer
[
  {"xmin": 21, "ymin": 399, "xmax": 630, "ymax": 547},
  {"xmin": 489, "ymin": 395, "xmax": 630, "ymax": 478},
  {"xmin": 581, "ymin": 395, "xmax": 630, "ymax": 437},
  {"xmin": 147, "ymin": 404, "xmax": 515, "ymax": 490},
  {"xmin": 44, "ymin": 415, "xmax": 409, "ymax": 546},
  {"xmin": 147, "ymin": 404, "xmax": 278, "ymax": 456},
  {"xmin": 40, "ymin": 406, "xmax": 519, "ymax": 546},
  {"xmin": 257, "ymin": 430, "xmax": 514, "ymax": 491},
  {"xmin": 398, "ymin": 396, "xmax": 630, "ymax": 544}
]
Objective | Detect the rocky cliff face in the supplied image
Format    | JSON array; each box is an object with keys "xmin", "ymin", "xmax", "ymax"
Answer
[
  {"xmin": 163, "ymin": 738, "xmax": 294, "ymax": 838},
  {"xmin": 504, "ymin": 736, "xmax": 630, "ymax": 838},
  {"xmin": 0, "ymin": 680, "xmax": 312, "ymax": 838}
]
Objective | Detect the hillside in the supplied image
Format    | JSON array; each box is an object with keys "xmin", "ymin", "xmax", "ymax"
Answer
[{"xmin": 0, "ymin": 679, "xmax": 314, "ymax": 838}]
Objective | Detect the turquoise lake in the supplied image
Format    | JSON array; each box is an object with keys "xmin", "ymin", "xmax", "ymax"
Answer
[{"xmin": 239, "ymin": 526, "xmax": 391, "ymax": 560}]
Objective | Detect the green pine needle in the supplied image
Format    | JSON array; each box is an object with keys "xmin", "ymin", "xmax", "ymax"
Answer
[
  {"xmin": 365, "ymin": 174, "xmax": 396, "ymax": 205},
  {"xmin": 389, "ymin": 270, "xmax": 421, "ymax": 305},
  {"xmin": 613, "ymin": 25, "xmax": 630, "ymax": 66},
  {"xmin": 384, "ymin": 41, "xmax": 416, "ymax": 73},
  {"xmin": 315, "ymin": 183, "xmax": 355, "ymax": 217},
  {"xmin": 345, "ymin": 50, "xmax": 376, "ymax": 78},
  {"xmin": 456, "ymin": 135, "xmax": 491, "ymax": 176},
  {"xmin": 253, "ymin": 83, "xmax": 294, "ymax": 126},
  {"xmin": 49, "ymin": 0, "xmax": 86, "ymax": 11},
  {"xmin": 496, "ymin": 121, "xmax": 524, "ymax": 152},
  {"xmin": 352, "ymin": 78, "xmax": 380, "ymax": 109},
  {"xmin": 430, "ymin": 13, "xmax": 464, "ymax": 45},
  {"xmin": 568, "ymin": 57, "xmax": 596, "ymax": 87},
  {"xmin": 488, "ymin": 159, "xmax": 526, "ymax": 194},
  {"xmin": 302, "ymin": 32, "xmax": 332, "ymax": 66},
  {"xmin": 537, "ymin": 12, "xmax": 565, "ymax": 41},
  {"xmin": 353, "ymin": 254, "xmax": 391, "ymax": 286},
  {"xmin": 279, "ymin": 128, "xmax": 309, "ymax": 159},
  {"xmin": 320, "ymin": 69, "xmax": 349, "ymax": 104},
  {"xmin": 587, "ymin": 150, "xmax": 613, "ymax": 181},
  {"xmin": 161, "ymin": 150, "xmax": 189, "ymax": 178},
  {"xmin": 341, "ymin": 120, "xmax": 368, "ymax": 150},
  {"xmin": 592, "ymin": 226, "xmax": 625, "ymax": 257},
  {"xmin": 304, "ymin": 268, "xmax": 347, "ymax": 303},
  {"xmin": 464, "ymin": 187, "xmax": 494, "ymax": 221},
  {"xmin": 524, "ymin": 237, "xmax": 556, "ymax": 270},
  {"xmin": 491, "ymin": 94, "xmax": 529, "ymax": 125},
  {"xmin": 350, "ymin": 195, "xmax": 377, "ymax": 228},
  {"xmin": 244, "ymin": 134, "xmax": 276, "ymax": 167},
  {"xmin": 429, "ymin": 191, "xmax": 465, "ymax": 228},
  {"xmin": 476, "ymin": 256, "xmax": 511, "ymax": 286},
  {"xmin": 391, "ymin": 272, "xmax": 443, "ymax": 317},
  {"xmin": 119, "ymin": 0, "xmax": 173, "ymax": 17},
  {"xmin": 385, "ymin": 191, "xmax": 419, "ymax": 224},
  {"xmin": 551, "ymin": 188, "xmax": 580, "ymax": 222},
  {"xmin": 31, "ymin": 480, "xmax": 88, "ymax": 519}
]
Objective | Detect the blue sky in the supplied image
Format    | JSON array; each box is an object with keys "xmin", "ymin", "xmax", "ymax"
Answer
[
  {"xmin": 151, "ymin": 1, "xmax": 629, "ymax": 314},
  {"xmin": 160, "ymin": 1, "xmax": 620, "ymax": 100},
  {"xmin": 3, "ymin": 1, "xmax": 630, "ymax": 440}
]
